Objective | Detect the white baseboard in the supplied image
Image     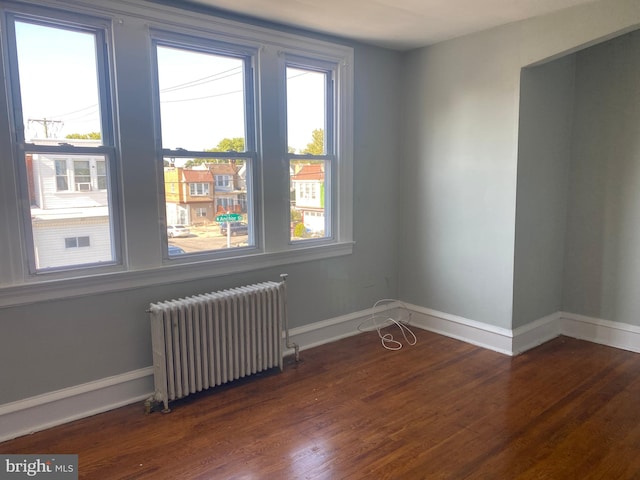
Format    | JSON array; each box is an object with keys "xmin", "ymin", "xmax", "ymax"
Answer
[
  {"xmin": 559, "ymin": 311, "xmax": 640, "ymax": 353},
  {"xmin": 2, "ymin": 304, "xmax": 638, "ymax": 443},
  {"xmin": 511, "ymin": 312, "xmax": 563, "ymax": 355},
  {"xmin": 284, "ymin": 302, "xmax": 396, "ymax": 355},
  {"xmin": 404, "ymin": 305, "xmax": 640, "ymax": 356},
  {"xmin": 0, "ymin": 367, "xmax": 154, "ymax": 443},
  {"xmin": 0, "ymin": 304, "xmax": 389, "ymax": 443},
  {"xmin": 404, "ymin": 303, "xmax": 515, "ymax": 355}
]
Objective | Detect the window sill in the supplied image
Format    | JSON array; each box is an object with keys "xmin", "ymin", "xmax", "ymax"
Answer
[{"xmin": 0, "ymin": 241, "xmax": 355, "ymax": 308}]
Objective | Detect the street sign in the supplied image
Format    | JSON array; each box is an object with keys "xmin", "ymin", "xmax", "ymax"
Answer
[{"xmin": 216, "ymin": 213, "xmax": 242, "ymax": 222}]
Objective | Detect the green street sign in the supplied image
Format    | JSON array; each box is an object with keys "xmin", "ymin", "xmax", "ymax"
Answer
[{"xmin": 216, "ymin": 213, "xmax": 242, "ymax": 222}]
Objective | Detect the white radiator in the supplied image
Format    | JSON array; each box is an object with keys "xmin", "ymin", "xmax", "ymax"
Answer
[{"xmin": 147, "ymin": 278, "xmax": 295, "ymax": 412}]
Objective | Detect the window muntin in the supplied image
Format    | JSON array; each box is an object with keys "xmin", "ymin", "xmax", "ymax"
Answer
[
  {"xmin": 286, "ymin": 65, "xmax": 333, "ymax": 242},
  {"xmin": 8, "ymin": 14, "xmax": 118, "ymax": 273},
  {"xmin": 154, "ymin": 35, "xmax": 255, "ymax": 256}
]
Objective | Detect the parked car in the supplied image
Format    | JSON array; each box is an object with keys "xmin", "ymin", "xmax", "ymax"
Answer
[
  {"xmin": 168, "ymin": 245, "xmax": 186, "ymax": 255},
  {"xmin": 219, "ymin": 221, "xmax": 248, "ymax": 236},
  {"xmin": 167, "ymin": 225, "xmax": 190, "ymax": 238}
]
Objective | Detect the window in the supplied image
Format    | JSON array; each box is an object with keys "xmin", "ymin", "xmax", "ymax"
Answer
[
  {"xmin": 5, "ymin": 11, "xmax": 118, "ymax": 274},
  {"xmin": 55, "ymin": 159, "xmax": 69, "ymax": 191},
  {"xmin": 96, "ymin": 160, "xmax": 107, "ymax": 190},
  {"xmin": 287, "ymin": 64, "xmax": 333, "ymax": 240},
  {"xmin": 189, "ymin": 183, "xmax": 210, "ymax": 196},
  {"xmin": 65, "ymin": 236, "xmax": 91, "ymax": 248},
  {"xmin": 0, "ymin": 0, "xmax": 353, "ymax": 303},
  {"xmin": 153, "ymin": 34, "xmax": 255, "ymax": 255},
  {"xmin": 215, "ymin": 175, "xmax": 231, "ymax": 188},
  {"xmin": 74, "ymin": 160, "xmax": 91, "ymax": 190},
  {"xmin": 50, "ymin": 157, "xmax": 107, "ymax": 192}
]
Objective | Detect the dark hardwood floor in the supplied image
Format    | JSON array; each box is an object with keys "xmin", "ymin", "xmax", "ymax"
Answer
[{"xmin": 2, "ymin": 329, "xmax": 640, "ymax": 479}]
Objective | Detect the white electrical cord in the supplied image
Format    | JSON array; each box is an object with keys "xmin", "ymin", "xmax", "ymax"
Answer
[{"xmin": 358, "ymin": 299, "xmax": 417, "ymax": 351}]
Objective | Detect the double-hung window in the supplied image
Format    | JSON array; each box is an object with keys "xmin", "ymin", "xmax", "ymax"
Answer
[
  {"xmin": 152, "ymin": 33, "xmax": 255, "ymax": 255},
  {"xmin": 286, "ymin": 61, "xmax": 336, "ymax": 241},
  {"xmin": 4, "ymin": 10, "xmax": 118, "ymax": 273}
]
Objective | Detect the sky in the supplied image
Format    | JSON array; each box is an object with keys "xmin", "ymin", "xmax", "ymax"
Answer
[{"xmin": 15, "ymin": 21, "xmax": 326, "ymax": 154}]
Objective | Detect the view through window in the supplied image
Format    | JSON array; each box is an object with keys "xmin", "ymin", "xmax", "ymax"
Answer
[
  {"xmin": 12, "ymin": 19, "xmax": 116, "ymax": 271},
  {"xmin": 287, "ymin": 66, "xmax": 332, "ymax": 241},
  {"xmin": 155, "ymin": 42, "xmax": 253, "ymax": 256}
]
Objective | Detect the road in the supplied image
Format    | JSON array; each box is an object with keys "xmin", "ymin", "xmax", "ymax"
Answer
[{"xmin": 169, "ymin": 225, "xmax": 248, "ymax": 253}]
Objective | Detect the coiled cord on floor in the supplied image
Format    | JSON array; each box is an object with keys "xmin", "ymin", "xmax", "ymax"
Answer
[{"xmin": 358, "ymin": 299, "xmax": 417, "ymax": 351}]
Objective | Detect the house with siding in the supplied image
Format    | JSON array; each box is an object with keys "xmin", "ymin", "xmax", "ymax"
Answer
[
  {"xmin": 204, "ymin": 162, "xmax": 247, "ymax": 214},
  {"xmin": 163, "ymin": 167, "xmax": 215, "ymax": 225},
  {"xmin": 291, "ymin": 163, "xmax": 325, "ymax": 233},
  {"xmin": 25, "ymin": 139, "xmax": 112, "ymax": 269}
]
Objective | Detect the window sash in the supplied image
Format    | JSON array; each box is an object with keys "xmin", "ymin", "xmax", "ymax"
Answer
[
  {"xmin": 286, "ymin": 61, "xmax": 336, "ymax": 242},
  {"xmin": 5, "ymin": 10, "xmax": 120, "ymax": 274},
  {"xmin": 152, "ymin": 31, "xmax": 257, "ymax": 257}
]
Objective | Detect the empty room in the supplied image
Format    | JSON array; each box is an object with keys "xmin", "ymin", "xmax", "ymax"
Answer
[{"xmin": 1, "ymin": 0, "xmax": 640, "ymax": 478}]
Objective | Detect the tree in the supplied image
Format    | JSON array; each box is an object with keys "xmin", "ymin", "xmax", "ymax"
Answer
[
  {"xmin": 65, "ymin": 132, "xmax": 101, "ymax": 140},
  {"xmin": 184, "ymin": 137, "xmax": 245, "ymax": 168},
  {"xmin": 214, "ymin": 137, "xmax": 244, "ymax": 152},
  {"xmin": 302, "ymin": 128, "xmax": 324, "ymax": 155}
]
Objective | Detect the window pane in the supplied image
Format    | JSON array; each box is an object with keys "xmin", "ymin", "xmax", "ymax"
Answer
[
  {"xmin": 96, "ymin": 160, "xmax": 107, "ymax": 190},
  {"xmin": 15, "ymin": 21, "xmax": 103, "ymax": 144},
  {"xmin": 28, "ymin": 152, "xmax": 114, "ymax": 269},
  {"xmin": 156, "ymin": 45, "xmax": 246, "ymax": 151},
  {"xmin": 163, "ymin": 158, "xmax": 251, "ymax": 254},
  {"xmin": 290, "ymin": 160, "xmax": 328, "ymax": 240},
  {"xmin": 287, "ymin": 66, "xmax": 331, "ymax": 242},
  {"xmin": 287, "ymin": 67, "xmax": 326, "ymax": 154},
  {"xmin": 74, "ymin": 160, "xmax": 91, "ymax": 188},
  {"xmin": 54, "ymin": 159, "xmax": 69, "ymax": 191}
]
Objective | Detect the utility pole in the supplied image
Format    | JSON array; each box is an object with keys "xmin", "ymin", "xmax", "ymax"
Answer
[{"xmin": 28, "ymin": 118, "xmax": 63, "ymax": 138}]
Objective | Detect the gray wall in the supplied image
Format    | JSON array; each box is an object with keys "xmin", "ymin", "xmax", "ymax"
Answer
[
  {"xmin": 563, "ymin": 30, "xmax": 640, "ymax": 326},
  {"xmin": 399, "ymin": 0, "xmax": 640, "ymax": 329},
  {"xmin": 399, "ymin": 27, "xmax": 520, "ymax": 328},
  {"xmin": 0, "ymin": 41, "xmax": 402, "ymax": 405},
  {"xmin": 512, "ymin": 56, "xmax": 575, "ymax": 328}
]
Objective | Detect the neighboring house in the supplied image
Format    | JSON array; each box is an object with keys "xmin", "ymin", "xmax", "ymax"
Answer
[
  {"xmin": 26, "ymin": 139, "xmax": 112, "ymax": 269},
  {"xmin": 164, "ymin": 167, "xmax": 215, "ymax": 225},
  {"xmin": 204, "ymin": 162, "xmax": 247, "ymax": 214},
  {"xmin": 291, "ymin": 163, "xmax": 325, "ymax": 233}
]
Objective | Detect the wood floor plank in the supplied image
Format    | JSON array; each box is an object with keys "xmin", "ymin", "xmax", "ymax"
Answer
[{"xmin": 1, "ymin": 331, "xmax": 639, "ymax": 479}]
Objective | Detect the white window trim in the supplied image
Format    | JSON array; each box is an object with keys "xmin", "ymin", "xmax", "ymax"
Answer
[{"xmin": 0, "ymin": 0, "xmax": 354, "ymax": 307}]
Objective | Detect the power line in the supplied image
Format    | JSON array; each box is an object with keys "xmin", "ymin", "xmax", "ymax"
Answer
[
  {"xmin": 160, "ymin": 89, "xmax": 242, "ymax": 103},
  {"xmin": 46, "ymin": 104, "xmax": 98, "ymax": 120},
  {"xmin": 160, "ymin": 66, "xmax": 242, "ymax": 93}
]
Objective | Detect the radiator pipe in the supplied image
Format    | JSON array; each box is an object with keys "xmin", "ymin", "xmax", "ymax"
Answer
[{"xmin": 280, "ymin": 273, "xmax": 300, "ymax": 363}]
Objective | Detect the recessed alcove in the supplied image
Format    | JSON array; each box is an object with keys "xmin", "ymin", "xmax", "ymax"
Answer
[{"xmin": 514, "ymin": 29, "xmax": 640, "ymax": 328}]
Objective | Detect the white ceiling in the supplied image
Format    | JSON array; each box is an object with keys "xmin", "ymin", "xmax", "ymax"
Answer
[{"xmin": 178, "ymin": 0, "xmax": 599, "ymax": 50}]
